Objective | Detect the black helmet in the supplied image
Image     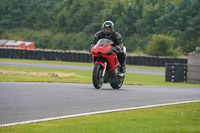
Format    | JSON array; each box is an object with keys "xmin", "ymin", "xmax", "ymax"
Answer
[{"xmin": 102, "ymin": 21, "xmax": 114, "ymax": 35}]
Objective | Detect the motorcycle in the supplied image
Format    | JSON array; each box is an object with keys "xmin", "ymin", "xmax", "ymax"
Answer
[{"xmin": 91, "ymin": 38, "xmax": 125, "ymax": 89}]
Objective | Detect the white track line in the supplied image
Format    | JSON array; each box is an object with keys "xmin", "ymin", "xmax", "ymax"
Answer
[{"xmin": 1, "ymin": 100, "xmax": 200, "ymax": 127}]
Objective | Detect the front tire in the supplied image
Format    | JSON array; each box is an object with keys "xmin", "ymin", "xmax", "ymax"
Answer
[{"xmin": 93, "ymin": 64, "xmax": 104, "ymax": 89}]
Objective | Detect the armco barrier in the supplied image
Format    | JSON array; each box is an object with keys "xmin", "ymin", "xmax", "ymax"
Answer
[{"xmin": 0, "ymin": 48, "xmax": 187, "ymax": 66}]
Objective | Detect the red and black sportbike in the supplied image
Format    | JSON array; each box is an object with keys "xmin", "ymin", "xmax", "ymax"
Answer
[{"xmin": 91, "ymin": 38, "xmax": 125, "ymax": 89}]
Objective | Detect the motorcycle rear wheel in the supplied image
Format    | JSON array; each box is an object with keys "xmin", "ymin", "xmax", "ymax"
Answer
[
  {"xmin": 93, "ymin": 64, "xmax": 104, "ymax": 89},
  {"xmin": 110, "ymin": 74, "xmax": 124, "ymax": 89}
]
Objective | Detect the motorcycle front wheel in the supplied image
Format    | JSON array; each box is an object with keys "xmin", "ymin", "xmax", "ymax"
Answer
[
  {"xmin": 92, "ymin": 64, "xmax": 104, "ymax": 89},
  {"xmin": 110, "ymin": 73, "xmax": 124, "ymax": 89}
]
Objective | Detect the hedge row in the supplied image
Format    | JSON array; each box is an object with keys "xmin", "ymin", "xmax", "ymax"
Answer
[{"xmin": 0, "ymin": 48, "xmax": 187, "ymax": 67}]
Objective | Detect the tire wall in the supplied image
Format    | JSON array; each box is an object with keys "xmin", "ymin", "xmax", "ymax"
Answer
[{"xmin": 0, "ymin": 48, "xmax": 187, "ymax": 67}]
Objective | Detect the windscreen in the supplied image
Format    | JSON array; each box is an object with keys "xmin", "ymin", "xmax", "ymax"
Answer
[{"xmin": 96, "ymin": 39, "xmax": 113, "ymax": 46}]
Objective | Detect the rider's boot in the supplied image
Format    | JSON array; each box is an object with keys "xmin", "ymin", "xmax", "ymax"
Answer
[
  {"xmin": 120, "ymin": 64, "xmax": 126, "ymax": 73},
  {"xmin": 117, "ymin": 49, "xmax": 126, "ymax": 73}
]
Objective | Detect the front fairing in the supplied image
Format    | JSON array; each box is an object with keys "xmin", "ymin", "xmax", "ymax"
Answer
[
  {"xmin": 91, "ymin": 39, "xmax": 119, "ymax": 72},
  {"xmin": 91, "ymin": 39, "xmax": 114, "ymax": 55}
]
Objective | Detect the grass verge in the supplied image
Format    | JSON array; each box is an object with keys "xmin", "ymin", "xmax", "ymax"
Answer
[
  {"xmin": 1, "ymin": 102, "xmax": 200, "ymax": 133},
  {"xmin": 0, "ymin": 66, "xmax": 91, "ymax": 84},
  {"xmin": 0, "ymin": 58, "xmax": 165, "ymax": 70},
  {"xmin": 0, "ymin": 66, "xmax": 199, "ymax": 87}
]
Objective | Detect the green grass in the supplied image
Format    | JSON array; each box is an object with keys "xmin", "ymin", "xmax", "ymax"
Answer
[
  {"xmin": 0, "ymin": 66, "xmax": 200, "ymax": 87},
  {"xmin": 1, "ymin": 102, "xmax": 200, "ymax": 133},
  {"xmin": 0, "ymin": 58, "xmax": 165, "ymax": 70}
]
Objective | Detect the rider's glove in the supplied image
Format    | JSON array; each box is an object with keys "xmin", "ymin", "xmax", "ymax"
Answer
[
  {"xmin": 116, "ymin": 46, "xmax": 123, "ymax": 53},
  {"xmin": 90, "ymin": 45, "xmax": 94, "ymax": 49}
]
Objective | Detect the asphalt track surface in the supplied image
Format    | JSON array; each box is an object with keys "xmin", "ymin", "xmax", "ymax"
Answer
[
  {"xmin": 0, "ymin": 62, "xmax": 164, "ymax": 75},
  {"xmin": 0, "ymin": 82, "xmax": 200, "ymax": 125}
]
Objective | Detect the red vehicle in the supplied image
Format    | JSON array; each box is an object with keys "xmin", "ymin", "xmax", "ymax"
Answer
[{"xmin": 91, "ymin": 38, "xmax": 125, "ymax": 89}]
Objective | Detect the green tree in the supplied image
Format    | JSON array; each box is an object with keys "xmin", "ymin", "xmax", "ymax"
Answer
[
  {"xmin": 154, "ymin": 0, "xmax": 200, "ymax": 52},
  {"xmin": 0, "ymin": 0, "xmax": 31, "ymax": 34},
  {"xmin": 145, "ymin": 34, "xmax": 182, "ymax": 56},
  {"xmin": 1, "ymin": 0, "xmax": 199, "ymax": 54}
]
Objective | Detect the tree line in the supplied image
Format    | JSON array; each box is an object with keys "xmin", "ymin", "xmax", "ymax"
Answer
[{"xmin": 0, "ymin": 0, "xmax": 200, "ymax": 56}]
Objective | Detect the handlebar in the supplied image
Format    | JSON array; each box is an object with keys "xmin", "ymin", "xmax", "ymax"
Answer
[{"xmin": 112, "ymin": 47, "xmax": 119, "ymax": 53}]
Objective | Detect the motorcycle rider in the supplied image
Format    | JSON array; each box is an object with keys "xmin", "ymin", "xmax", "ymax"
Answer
[{"xmin": 91, "ymin": 21, "xmax": 126, "ymax": 73}]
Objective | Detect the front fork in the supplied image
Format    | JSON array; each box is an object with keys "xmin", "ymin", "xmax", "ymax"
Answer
[
  {"xmin": 95, "ymin": 61, "xmax": 107, "ymax": 77},
  {"xmin": 102, "ymin": 62, "xmax": 107, "ymax": 77}
]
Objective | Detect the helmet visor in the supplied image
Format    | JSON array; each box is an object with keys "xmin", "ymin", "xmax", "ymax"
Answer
[{"xmin": 103, "ymin": 29, "xmax": 112, "ymax": 33}]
